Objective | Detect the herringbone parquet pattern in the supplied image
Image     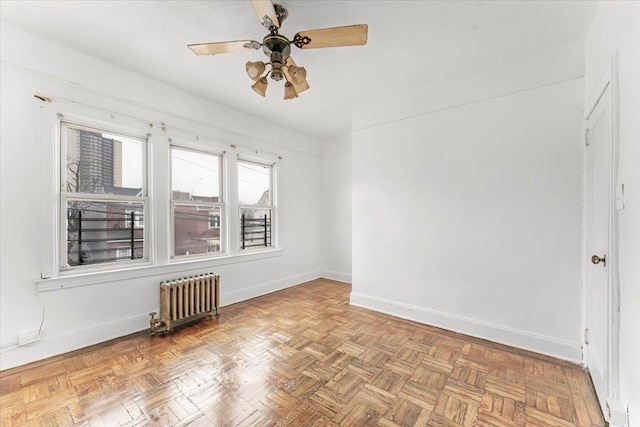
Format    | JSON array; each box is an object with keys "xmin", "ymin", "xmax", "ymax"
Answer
[{"xmin": 0, "ymin": 279, "xmax": 604, "ymax": 426}]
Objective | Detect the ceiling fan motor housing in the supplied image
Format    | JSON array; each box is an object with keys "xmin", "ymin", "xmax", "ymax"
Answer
[
  {"xmin": 263, "ymin": 34, "xmax": 291, "ymax": 81},
  {"xmin": 263, "ymin": 35, "xmax": 291, "ymax": 62}
]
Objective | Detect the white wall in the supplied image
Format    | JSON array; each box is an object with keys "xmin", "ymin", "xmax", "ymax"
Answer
[
  {"xmin": 353, "ymin": 39, "xmax": 585, "ymax": 133},
  {"xmin": 351, "ymin": 78, "xmax": 585, "ymax": 362},
  {"xmin": 320, "ymin": 134, "xmax": 352, "ymax": 283},
  {"xmin": 586, "ymin": 2, "xmax": 640, "ymax": 425},
  {"xmin": 0, "ymin": 24, "xmax": 322, "ymax": 370}
]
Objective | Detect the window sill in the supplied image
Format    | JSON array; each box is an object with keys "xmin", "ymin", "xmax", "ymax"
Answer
[{"xmin": 34, "ymin": 249, "xmax": 284, "ymax": 292}]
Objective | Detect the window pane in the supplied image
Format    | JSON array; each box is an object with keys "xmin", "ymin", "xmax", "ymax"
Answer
[
  {"xmin": 174, "ymin": 205, "xmax": 222, "ymax": 256},
  {"xmin": 171, "ymin": 148, "xmax": 221, "ymax": 202},
  {"xmin": 66, "ymin": 200, "xmax": 144, "ymax": 266},
  {"xmin": 240, "ymin": 207, "xmax": 272, "ymax": 250},
  {"xmin": 65, "ymin": 124, "xmax": 144, "ymax": 195},
  {"xmin": 238, "ymin": 161, "xmax": 271, "ymax": 205}
]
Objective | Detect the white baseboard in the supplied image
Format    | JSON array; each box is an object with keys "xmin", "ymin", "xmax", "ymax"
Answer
[
  {"xmin": 320, "ymin": 270, "xmax": 352, "ymax": 284},
  {"xmin": 0, "ymin": 313, "xmax": 150, "ymax": 371},
  {"xmin": 607, "ymin": 399, "xmax": 630, "ymax": 427},
  {"xmin": 222, "ymin": 270, "xmax": 321, "ymax": 306},
  {"xmin": 350, "ymin": 292, "xmax": 582, "ymax": 363},
  {"xmin": 0, "ymin": 270, "xmax": 322, "ymax": 371}
]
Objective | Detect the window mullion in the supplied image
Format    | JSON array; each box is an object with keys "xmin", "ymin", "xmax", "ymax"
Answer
[
  {"xmin": 227, "ymin": 154, "xmax": 240, "ymax": 256},
  {"xmin": 65, "ymin": 193, "xmax": 148, "ymax": 203}
]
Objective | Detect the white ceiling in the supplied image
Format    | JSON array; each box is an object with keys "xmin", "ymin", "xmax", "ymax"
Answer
[{"xmin": 0, "ymin": 1, "xmax": 596, "ymax": 141}]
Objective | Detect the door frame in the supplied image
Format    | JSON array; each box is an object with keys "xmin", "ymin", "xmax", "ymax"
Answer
[{"xmin": 581, "ymin": 53, "xmax": 620, "ymax": 420}]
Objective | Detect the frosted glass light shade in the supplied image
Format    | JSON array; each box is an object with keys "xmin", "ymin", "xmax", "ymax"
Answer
[
  {"xmin": 246, "ymin": 61, "xmax": 266, "ymax": 81},
  {"xmin": 288, "ymin": 65, "xmax": 307, "ymax": 85},
  {"xmin": 252, "ymin": 77, "xmax": 268, "ymax": 97},
  {"xmin": 284, "ymin": 82, "xmax": 298, "ymax": 100}
]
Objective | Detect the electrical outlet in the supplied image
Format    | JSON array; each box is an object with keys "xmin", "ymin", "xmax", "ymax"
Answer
[{"xmin": 18, "ymin": 331, "xmax": 40, "ymax": 346}]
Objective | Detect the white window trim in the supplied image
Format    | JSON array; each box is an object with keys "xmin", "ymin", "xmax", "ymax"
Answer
[
  {"xmin": 36, "ymin": 99, "xmax": 284, "ymax": 291},
  {"xmin": 51, "ymin": 110, "xmax": 153, "ymax": 276},
  {"xmin": 35, "ymin": 248, "xmax": 284, "ymax": 292}
]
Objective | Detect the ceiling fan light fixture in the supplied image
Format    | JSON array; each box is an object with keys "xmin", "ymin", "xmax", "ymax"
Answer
[
  {"xmin": 284, "ymin": 82, "xmax": 298, "ymax": 100},
  {"xmin": 270, "ymin": 68, "xmax": 284, "ymax": 81},
  {"xmin": 287, "ymin": 65, "xmax": 307, "ymax": 85},
  {"xmin": 252, "ymin": 77, "xmax": 268, "ymax": 97},
  {"xmin": 189, "ymin": 1, "xmax": 369, "ymax": 101},
  {"xmin": 246, "ymin": 61, "xmax": 266, "ymax": 81}
]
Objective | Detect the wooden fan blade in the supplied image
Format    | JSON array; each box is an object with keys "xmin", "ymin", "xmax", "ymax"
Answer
[
  {"xmin": 250, "ymin": 0, "xmax": 280, "ymax": 29},
  {"xmin": 293, "ymin": 24, "xmax": 367, "ymax": 49},
  {"xmin": 283, "ymin": 57, "xmax": 310, "ymax": 93},
  {"xmin": 188, "ymin": 40, "xmax": 261, "ymax": 55}
]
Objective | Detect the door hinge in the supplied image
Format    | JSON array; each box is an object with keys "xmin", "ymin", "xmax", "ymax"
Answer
[{"xmin": 584, "ymin": 328, "xmax": 589, "ymax": 345}]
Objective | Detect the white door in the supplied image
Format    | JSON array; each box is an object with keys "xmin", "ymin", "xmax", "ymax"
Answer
[{"xmin": 585, "ymin": 82, "xmax": 612, "ymax": 411}]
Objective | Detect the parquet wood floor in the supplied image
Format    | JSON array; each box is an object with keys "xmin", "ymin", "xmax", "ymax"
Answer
[{"xmin": 0, "ymin": 279, "xmax": 604, "ymax": 426}]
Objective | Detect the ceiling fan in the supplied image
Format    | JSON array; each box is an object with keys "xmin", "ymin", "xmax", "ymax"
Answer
[{"xmin": 188, "ymin": 0, "xmax": 368, "ymax": 100}]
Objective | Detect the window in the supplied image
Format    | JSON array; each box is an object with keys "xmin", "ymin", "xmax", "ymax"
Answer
[
  {"xmin": 116, "ymin": 246, "xmax": 132, "ymax": 260},
  {"xmin": 208, "ymin": 214, "xmax": 221, "ymax": 229},
  {"xmin": 61, "ymin": 122, "xmax": 147, "ymax": 269},
  {"xmin": 124, "ymin": 208, "xmax": 144, "ymax": 228},
  {"xmin": 171, "ymin": 146, "xmax": 224, "ymax": 258},
  {"xmin": 47, "ymin": 108, "xmax": 281, "ymax": 283},
  {"xmin": 238, "ymin": 159, "xmax": 274, "ymax": 251}
]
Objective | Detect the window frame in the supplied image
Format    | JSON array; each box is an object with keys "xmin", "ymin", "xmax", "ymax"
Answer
[
  {"xmin": 237, "ymin": 156, "xmax": 277, "ymax": 253},
  {"xmin": 169, "ymin": 143, "xmax": 226, "ymax": 261},
  {"xmin": 58, "ymin": 120, "xmax": 149, "ymax": 272},
  {"xmin": 36, "ymin": 100, "xmax": 285, "ymax": 290}
]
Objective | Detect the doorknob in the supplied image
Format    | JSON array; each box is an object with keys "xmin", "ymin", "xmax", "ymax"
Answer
[{"xmin": 591, "ymin": 254, "xmax": 606, "ymax": 266}]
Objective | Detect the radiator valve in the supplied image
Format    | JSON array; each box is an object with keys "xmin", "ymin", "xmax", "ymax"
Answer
[{"xmin": 149, "ymin": 311, "xmax": 165, "ymax": 335}]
